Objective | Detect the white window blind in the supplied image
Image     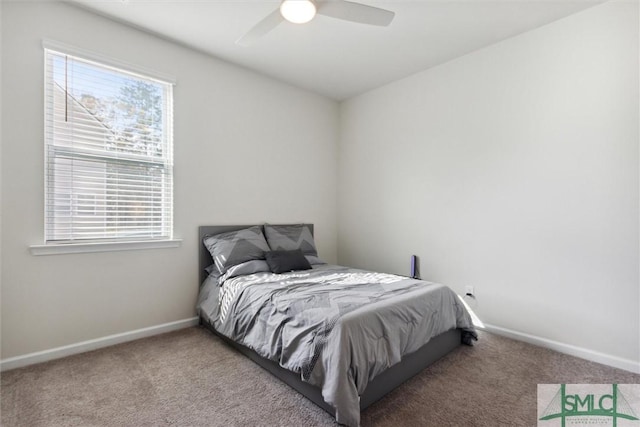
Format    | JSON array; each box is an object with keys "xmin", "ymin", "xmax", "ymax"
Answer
[{"xmin": 44, "ymin": 49, "xmax": 173, "ymax": 243}]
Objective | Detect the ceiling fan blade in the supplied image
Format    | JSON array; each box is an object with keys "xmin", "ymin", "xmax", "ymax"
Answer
[
  {"xmin": 317, "ymin": 0, "xmax": 395, "ymax": 27},
  {"xmin": 236, "ymin": 8, "xmax": 285, "ymax": 46}
]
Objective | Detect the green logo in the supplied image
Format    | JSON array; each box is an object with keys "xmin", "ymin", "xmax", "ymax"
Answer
[{"xmin": 539, "ymin": 384, "xmax": 639, "ymax": 427}]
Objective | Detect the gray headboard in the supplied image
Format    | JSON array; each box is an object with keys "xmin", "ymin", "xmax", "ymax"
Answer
[{"xmin": 198, "ymin": 224, "xmax": 314, "ymax": 285}]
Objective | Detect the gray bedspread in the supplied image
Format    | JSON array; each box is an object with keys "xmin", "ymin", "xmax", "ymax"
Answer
[{"xmin": 197, "ymin": 264, "xmax": 477, "ymax": 426}]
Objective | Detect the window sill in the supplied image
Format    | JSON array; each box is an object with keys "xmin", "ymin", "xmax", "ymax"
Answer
[{"xmin": 30, "ymin": 239, "xmax": 182, "ymax": 256}]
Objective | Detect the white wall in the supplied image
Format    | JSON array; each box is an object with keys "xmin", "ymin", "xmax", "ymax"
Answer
[
  {"xmin": 2, "ymin": 0, "xmax": 637, "ymax": 371},
  {"xmin": 1, "ymin": 2, "xmax": 338, "ymax": 359},
  {"xmin": 339, "ymin": 2, "xmax": 639, "ymax": 366}
]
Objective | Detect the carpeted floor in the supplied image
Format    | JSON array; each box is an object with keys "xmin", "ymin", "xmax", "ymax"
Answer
[{"xmin": 1, "ymin": 327, "xmax": 638, "ymax": 426}]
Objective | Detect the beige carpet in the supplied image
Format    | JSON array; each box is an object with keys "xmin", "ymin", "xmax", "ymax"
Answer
[{"xmin": 1, "ymin": 327, "xmax": 638, "ymax": 426}]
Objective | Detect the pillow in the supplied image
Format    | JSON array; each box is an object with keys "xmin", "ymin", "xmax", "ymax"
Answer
[
  {"xmin": 217, "ymin": 260, "xmax": 270, "ymax": 285},
  {"xmin": 203, "ymin": 226, "xmax": 271, "ymax": 275},
  {"xmin": 265, "ymin": 249, "xmax": 312, "ymax": 274},
  {"xmin": 305, "ymin": 255, "xmax": 326, "ymax": 265},
  {"xmin": 264, "ymin": 224, "xmax": 318, "ymax": 257}
]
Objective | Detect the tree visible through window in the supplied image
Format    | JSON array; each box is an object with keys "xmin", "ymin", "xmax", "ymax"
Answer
[{"xmin": 44, "ymin": 49, "xmax": 173, "ymax": 242}]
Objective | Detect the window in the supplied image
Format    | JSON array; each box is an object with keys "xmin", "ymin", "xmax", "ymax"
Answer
[{"xmin": 44, "ymin": 48, "xmax": 174, "ymax": 243}]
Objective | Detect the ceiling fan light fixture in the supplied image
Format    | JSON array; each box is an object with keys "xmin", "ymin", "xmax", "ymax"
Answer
[{"xmin": 280, "ymin": 0, "xmax": 317, "ymax": 24}]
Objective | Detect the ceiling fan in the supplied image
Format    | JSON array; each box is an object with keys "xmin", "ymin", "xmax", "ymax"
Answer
[{"xmin": 237, "ymin": 0, "xmax": 395, "ymax": 46}]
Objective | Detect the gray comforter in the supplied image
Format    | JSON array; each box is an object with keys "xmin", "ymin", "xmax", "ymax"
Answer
[{"xmin": 197, "ymin": 264, "xmax": 476, "ymax": 426}]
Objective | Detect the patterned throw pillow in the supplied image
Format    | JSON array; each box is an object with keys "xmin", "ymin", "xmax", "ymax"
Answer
[
  {"xmin": 203, "ymin": 226, "xmax": 271, "ymax": 275},
  {"xmin": 264, "ymin": 224, "xmax": 318, "ymax": 257},
  {"xmin": 217, "ymin": 260, "xmax": 271, "ymax": 285}
]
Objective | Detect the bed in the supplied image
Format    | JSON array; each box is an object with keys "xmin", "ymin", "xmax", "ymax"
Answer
[{"xmin": 196, "ymin": 224, "xmax": 476, "ymax": 426}]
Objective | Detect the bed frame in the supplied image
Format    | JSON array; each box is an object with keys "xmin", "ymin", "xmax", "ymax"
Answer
[{"xmin": 198, "ymin": 224, "xmax": 461, "ymax": 416}]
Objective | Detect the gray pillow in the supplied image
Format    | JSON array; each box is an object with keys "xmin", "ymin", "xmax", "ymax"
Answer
[
  {"xmin": 203, "ymin": 226, "xmax": 271, "ymax": 275},
  {"xmin": 217, "ymin": 260, "xmax": 271, "ymax": 285},
  {"xmin": 264, "ymin": 224, "xmax": 318, "ymax": 257},
  {"xmin": 265, "ymin": 249, "xmax": 312, "ymax": 274},
  {"xmin": 305, "ymin": 255, "xmax": 326, "ymax": 265}
]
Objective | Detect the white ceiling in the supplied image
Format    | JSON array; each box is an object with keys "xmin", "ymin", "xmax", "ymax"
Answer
[{"xmin": 70, "ymin": 0, "xmax": 601, "ymax": 100}]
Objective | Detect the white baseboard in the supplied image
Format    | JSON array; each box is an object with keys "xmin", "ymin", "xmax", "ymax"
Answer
[
  {"xmin": 3, "ymin": 318, "xmax": 637, "ymax": 375},
  {"xmin": 0, "ymin": 317, "xmax": 199, "ymax": 372},
  {"xmin": 480, "ymin": 323, "xmax": 640, "ymax": 374}
]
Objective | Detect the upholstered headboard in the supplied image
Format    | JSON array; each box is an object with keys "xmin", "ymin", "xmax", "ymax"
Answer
[{"xmin": 198, "ymin": 224, "xmax": 314, "ymax": 285}]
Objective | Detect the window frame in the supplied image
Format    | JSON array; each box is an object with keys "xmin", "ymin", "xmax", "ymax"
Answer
[{"xmin": 33, "ymin": 40, "xmax": 180, "ymax": 255}]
